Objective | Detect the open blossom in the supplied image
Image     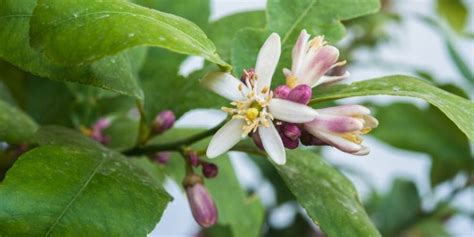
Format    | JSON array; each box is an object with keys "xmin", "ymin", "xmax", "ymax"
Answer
[
  {"xmin": 202, "ymin": 33, "xmax": 319, "ymax": 165},
  {"xmin": 283, "ymin": 30, "xmax": 378, "ymax": 155}
]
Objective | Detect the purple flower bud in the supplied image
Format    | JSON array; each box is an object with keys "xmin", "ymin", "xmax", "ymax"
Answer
[
  {"xmin": 187, "ymin": 151, "xmax": 200, "ymax": 167},
  {"xmin": 251, "ymin": 132, "xmax": 264, "ymax": 150},
  {"xmin": 152, "ymin": 110, "xmax": 175, "ymax": 134},
  {"xmin": 153, "ymin": 152, "xmax": 171, "ymax": 164},
  {"xmin": 202, "ymin": 163, "xmax": 218, "ymax": 178},
  {"xmin": 274, "ymin": 85, "xmax": 291, "ymax": 99},
  {"xmin": 92, "ymin": 118, "xmax": 111, "ymax": 131},
  {"xmin": 281, "ymin": 134, "xmax": 299, "ymax": 149},
  {"xmin": 287, "ymin": 84, "xmax": 312, "ymax": 104},
  {"xmin": 90, "ymin": 130, "xmax": 111, "ymax": 145},
  {"xmin": 300, "ymin": 130, "xmax": 328, "ymax": 146},
  {"xmin": 240, "ymin": 68, "xmax": 255, "ymax": 83},
  {"xmin": 281, "ymin": 123, "xmax": 301, "ymax": 141},
  {"xmin": 186, "ymin": 183, "xmax": 218, "ymax": 228}
]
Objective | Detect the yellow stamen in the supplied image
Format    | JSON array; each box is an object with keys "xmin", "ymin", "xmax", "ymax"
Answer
[
  {"xmin": 309, "ymin": 36, "xmax": 326, "ymax": 49},
  {"xmin": 246, "ymin": 108, "xmax": 259, "ymax": 120},
  {"xmin": 361, "ymin": 127, "xmax": 372, "ymax": 135},
  {"xmin": 286, "ymin": 75, "xmax": 298, "ymax": 88},
  {"xmin": 341, "ymin": 133, "xmax": 363, "ymax": 144}
]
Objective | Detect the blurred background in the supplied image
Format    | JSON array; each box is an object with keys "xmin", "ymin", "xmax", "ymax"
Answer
[{"xmin": 150, "ymin": 0, "xmax": 474, "ymax": 236}]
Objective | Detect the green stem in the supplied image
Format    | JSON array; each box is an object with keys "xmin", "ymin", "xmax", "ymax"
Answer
[
  {"xmin": 123, "ymin": 120, "xmax": 226, "ymax": 156},
  {"xmin": 135, "ymin": 100, "xmax": 150, "ymax": 146}
]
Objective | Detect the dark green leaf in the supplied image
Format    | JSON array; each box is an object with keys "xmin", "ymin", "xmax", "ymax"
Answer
[
  {"xmin": 30, "ymin": 0, "xmax": 229, "ymax": 69},
  {"xmin": 0, "ymin": 99, "xmax": 38, "ymax": 144},
  {"xmin": 0, "ymin": 0, "xmax": 144, "ymax": 98},
  {"xmin": 275, "ymin": 149, "xmax": 381, "ymax": 237},
  {"xmin": 0, "ymin": 126, "xmax": 170, "ymax": 236},
  {"xmin": 310, "ymin": 75, "xmax": 474, "ymax": 141}
]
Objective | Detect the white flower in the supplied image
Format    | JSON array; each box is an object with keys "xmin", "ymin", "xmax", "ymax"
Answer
[
  {"xmin": 201, "ymin": 33, "xmax": 319, "ymax": 165},
  {"xmin": 283, "ymin": 29, "xmax": 349, "ymax": 89}
]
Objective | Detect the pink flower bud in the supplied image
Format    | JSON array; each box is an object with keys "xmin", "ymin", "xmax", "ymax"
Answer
[
  {"xmin": 274, "ymin": 85, "xmax": 291, "ymax": 99},
  {"xmin": 186, "ymin": 183, "xmax": 218, "ymax": 228},
  {"xmin": 281, "ymin": 134, "xmax": 299, "ymax": 149},
  {"xmin": 287, "ymin": 84, "xmax": 312, "ymax": 104},
  {"xmin": 187, "ymin": 151, "xmax": 200, "ymax": 167},
  {"xmin": 90, "ymin": 130, "xmax": 111, "ymax": 145},
  {"xmin": 92, "ymin": 118, "xmax": 111, "ymax": 131},
  {"xmin": 281, "ymin": 123, "xmax": 301, "ymax": 141},
  {"xmin": 202, "ymin": 163, "xmax": 218, "ymax": 178},
  {"xmin": 152, "ymin": 110, "xmax": 175, "ymax": 134},
  {"xmin": 153, "ymin": 152, "xmax": 171, "ymax": 164}
]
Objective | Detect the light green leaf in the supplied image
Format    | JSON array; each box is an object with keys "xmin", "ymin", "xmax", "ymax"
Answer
[
  {"xmin": 274, "ymin": 149, "xmax": 381, "ymax": 236},
  {"xmin": 436, "ymin": 0, "xmax": 468, "ymax": 33},
  {"xmin": 371, "ymin": 103, "xmax": 472, "ymax": 186},
  {"xmin": 310, "ymin": 75, "xmax": 474, "ymax": 141},
  {"xmin": 30, "ymin": 0, "xmax": 229, "ymax": 69},
  {"xmin": 0, "ymin": 0, "xmax": 144, "ymax": 99},
  {"xmin": 0, "ymin": 99, "xmax": 38, "ymax": 144},
  {"xmin": 0, "ymin": 126, "xmax": 170, "ymax": 236},
  {"xmin": 267, "ymin": 0, "xmax": 381, "ymax": 44}
]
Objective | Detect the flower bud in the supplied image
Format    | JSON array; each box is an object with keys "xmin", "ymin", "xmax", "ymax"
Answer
[
  {"xmin": 153, "ymin": 152, "xmax": 171, "ymax": 164},
  {"xmin": 187, "ymin": 151, "xmax": 200, "ymax": 167},
  {"xmin": 202, "ymin": 163, "xmax": 218, "ymax": 178},
  {"xmin": 89, "ymin": 118, "xmax": 112, "ymax": 144},
  {"xmin": 92, "ymin": 118, "xmax": 111, "ymax": 131},
  {"xmin": 281, "ymin": 123, "xmax": 301, "ymax": 141},
  {"xmin": 186, "ymin": 183, "xmax": 218, "ymax": 228},
  {"xmin": 281, "ymin": 134, "xmax": 299, "ymax": 149},
  {"xmin": 274, "ymin": 85, "xmax": 291, "ymax": 99},
  {"xmin": 287, "ymin": 84, "xmax": 312, "ymax": 104},
  {"xmin": 152, "ymin": 110, "xmax": 175, "ymax": 134}
]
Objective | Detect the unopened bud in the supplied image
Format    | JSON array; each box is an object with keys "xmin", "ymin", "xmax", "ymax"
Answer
[
  {"xmin": 90, "ymin": 118, "xmax": 112, "ymax": 144},
  {"xmin": 287, "ymin": 84, "xmax": 312, "ymax": 104},
  {"xmin": 187, "ymin": 151, "xmax": 200, "ymax": 167},
  {"xmin": 152, "ymin": 110, "xmax": 175, "ymax": 134},
  {"xmin": 153, "ymin": 152, "xmax": 171, "ymax": 164},
  {"xmin": 281, "ymin": 134, "xmax": 299, "ymax": 149},
  {"xmin": 186, "ymin": 183, "xmax": 218, "ymax": 228},
  {"xmin": 274, "ymin": 85, "xmax": 291, "ymax": 99},
  {"xmin": 93, "ymin": 118, "xmax": 111, "ymax": 131},
  {"xmin": 202, "ymin": 163, "xmax": 218, "ymax": 178},
  {"xmin": 281, "ymin": 123, "xmax": 301, "ymax": 141}
]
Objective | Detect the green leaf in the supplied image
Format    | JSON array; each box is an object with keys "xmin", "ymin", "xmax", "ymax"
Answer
[
  {"xmin": 231, "ymin": 28, "xmax": 269, "ymax": 79},
  {"xmin": 371, "ymin": 103, "xmax": 472, "ymax": 186},
  {"xmin": 436, "ymin": 0, "xmax": 468, "ymax": 33},
  {"xmin": 0, "ymin": 99, "xmax": 38, "ymax": 144},
  {"xmin": 370, "ymin": 179, "xmax": 420, "ymax": 236},
  {"xmin": 0, "ymin": 126, "xmax": 170, "ymax": 236},
  {"xmin": 274, "ymin": 149, "xmax": 381, "ymax": 237},
  {"xmin": 446, "ymin": 37, "xmax": 474, "ymax": 85},
  {"xmin": 267, "ymin": 0, "xmax": 381, "ymax": 44},
  {"xmin": 0, "ymin": 0, "xmax": 144, "ymax": 99},
  {"xmin": 30, "ymin": 0, "xmax": 230, "ymax": 69},
  {"xmin": 310, "ymin": 75, "xmax": 474, "ymax": 142}
]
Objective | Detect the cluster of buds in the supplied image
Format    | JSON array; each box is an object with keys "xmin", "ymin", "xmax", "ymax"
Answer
[
  {"xmin": 152, "ymin": 110, "xmax": 175, "ymax": 135},
  {"xmin": 81, "ymin": 118, "xmax": 112, "ymax": 145},
  {"xmin": 183, "ymin": 173, "xmax": 218, "ymax": 228},
  {"xmin": 186, "ymin": 150, "xmax": 219, "ymax": 179}
]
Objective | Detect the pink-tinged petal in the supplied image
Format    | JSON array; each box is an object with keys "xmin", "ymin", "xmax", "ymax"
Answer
[
  {"xmin": 206, "ymin": 119, "xmax": 245, "ymax": 158},
  {"xmin": 291, "ymin": 29, "xmax": 310, "ymax": 73},
  {"xmin": 268, "ymin": 98, "xmax": 318, "ymax": 123},
  {"xmin": 304, "ymin": 127, "xmax": 362, "ymax": 153},
  {"xmin": 351, "ymin": 146, "xmax": 370, "ymax": 156},
  {"xmin": 313, "ymin": 71, "xmax": 350, "ymax": 87},
  {"xmin": 259, "ymin": 123, "xmax": 286, "ymax": 165},
  {"xmin": 299, "ymin": 45, "xmax": 340, "ymax": 87},
  {"xmin": 316, "ymin": 104, "xmax": 371, "ymax": 116},
  {"xmin": 306, "ymin": 114, "xmax": 364, "ymax": 133},
  {"xmin": 201, "ymin": 72, "xmax": 248, "ymax": 101},
  {"xmin": 255, "ymin": 33, "xmax": 281, "ymax": 93},
  {"xmin": 363, "ymin": 115, "xmax": 379, "ymax": 128}
]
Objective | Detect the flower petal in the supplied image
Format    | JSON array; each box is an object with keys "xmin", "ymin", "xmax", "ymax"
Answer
[
  {"xmin": 201, "ymin": 72, "xmax": 248, "ymax": 101},
  {"xmin": 306, "ymin": 114, "xmax": 364, "ymax": 133},
  {"xmin": 316, "ymin": 104, "xmax": 371, "ymax": 116},
  {"xmin": 304, "ymin": 127, "xmax": 362, "ymax": 153},
  {"xmin": 291, "ymin": 29, "xmax": 310, "ymax": 73},
  {"xmin": 206, "ymin": 119, "xmax": 245, "ymax": 158},
  {"xmin": 299, "ymin": 45, "xmax": 339, "ymax": 87},
  {"xmin": 259, "ymin": 123, "xmax": 286, "ymax": 165},
  {"xmin": 314, "ymin": 71, "xmax": 350, "ymax": 87},
  {"xmin": 351, "ymin": 146, "xmax": 370, "ymax": 156},
  {"xmin": 268, "ymin": 98, "xmax": 318, "ymax": 123},
  {"xmin": 363, "ymin": 115, "xmax": 379, "ymax": 128},
  {"xmin": 255, "ymin": 33, "xmax": 281, "ymax": 93}
]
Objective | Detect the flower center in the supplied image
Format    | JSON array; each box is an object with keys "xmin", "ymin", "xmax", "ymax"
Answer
[{"xmin": 221, "ymin": 72, "xmax": 274, "ymax": 136}]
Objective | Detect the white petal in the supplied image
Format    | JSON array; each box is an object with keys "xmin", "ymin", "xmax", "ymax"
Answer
[
  {"xmin": 363, "ymin": 115, "xmax": 379, "ymax": 128},
  {"xmin": 351, "ymin": 146, "xmax": 370, "ymax": 156},
  {"xmin": 313, "ymin": 71, "xmax": 350, "ymax": 87},
  {"xmin": 268, "ymin": 98, "xmax": 318, "ymax": 123},
  {"xmin": 259, "ymin": 123, "xmax": 286, "ymax": 165},
  {"xmin": 299, "ymin": 45, "xmax": 339, "ymax": 87},
  {"xmin": 291, "ymin": 29, "xmax": 310, "ymax": 74},
  {"xmin": 255, "ymin": 33, "xmax": 281, "ymax": 93},
  {"xmin": 206, "ymin": 119, "xmax": 244, "ymax": 158},
  {"xmin": 304, "ymin": 126, "xmax": 362, "ymax": 153},
  {"xmin": 201, "ymin": 72, "xmax": 248, "ymax": 101},
  {"xmin": 316, "ymin": 104, "xmax": 371, "ymax": 116},
  {"xmin": 305, "ymin": 114, "xmax": 364, "ymax": 133}
]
